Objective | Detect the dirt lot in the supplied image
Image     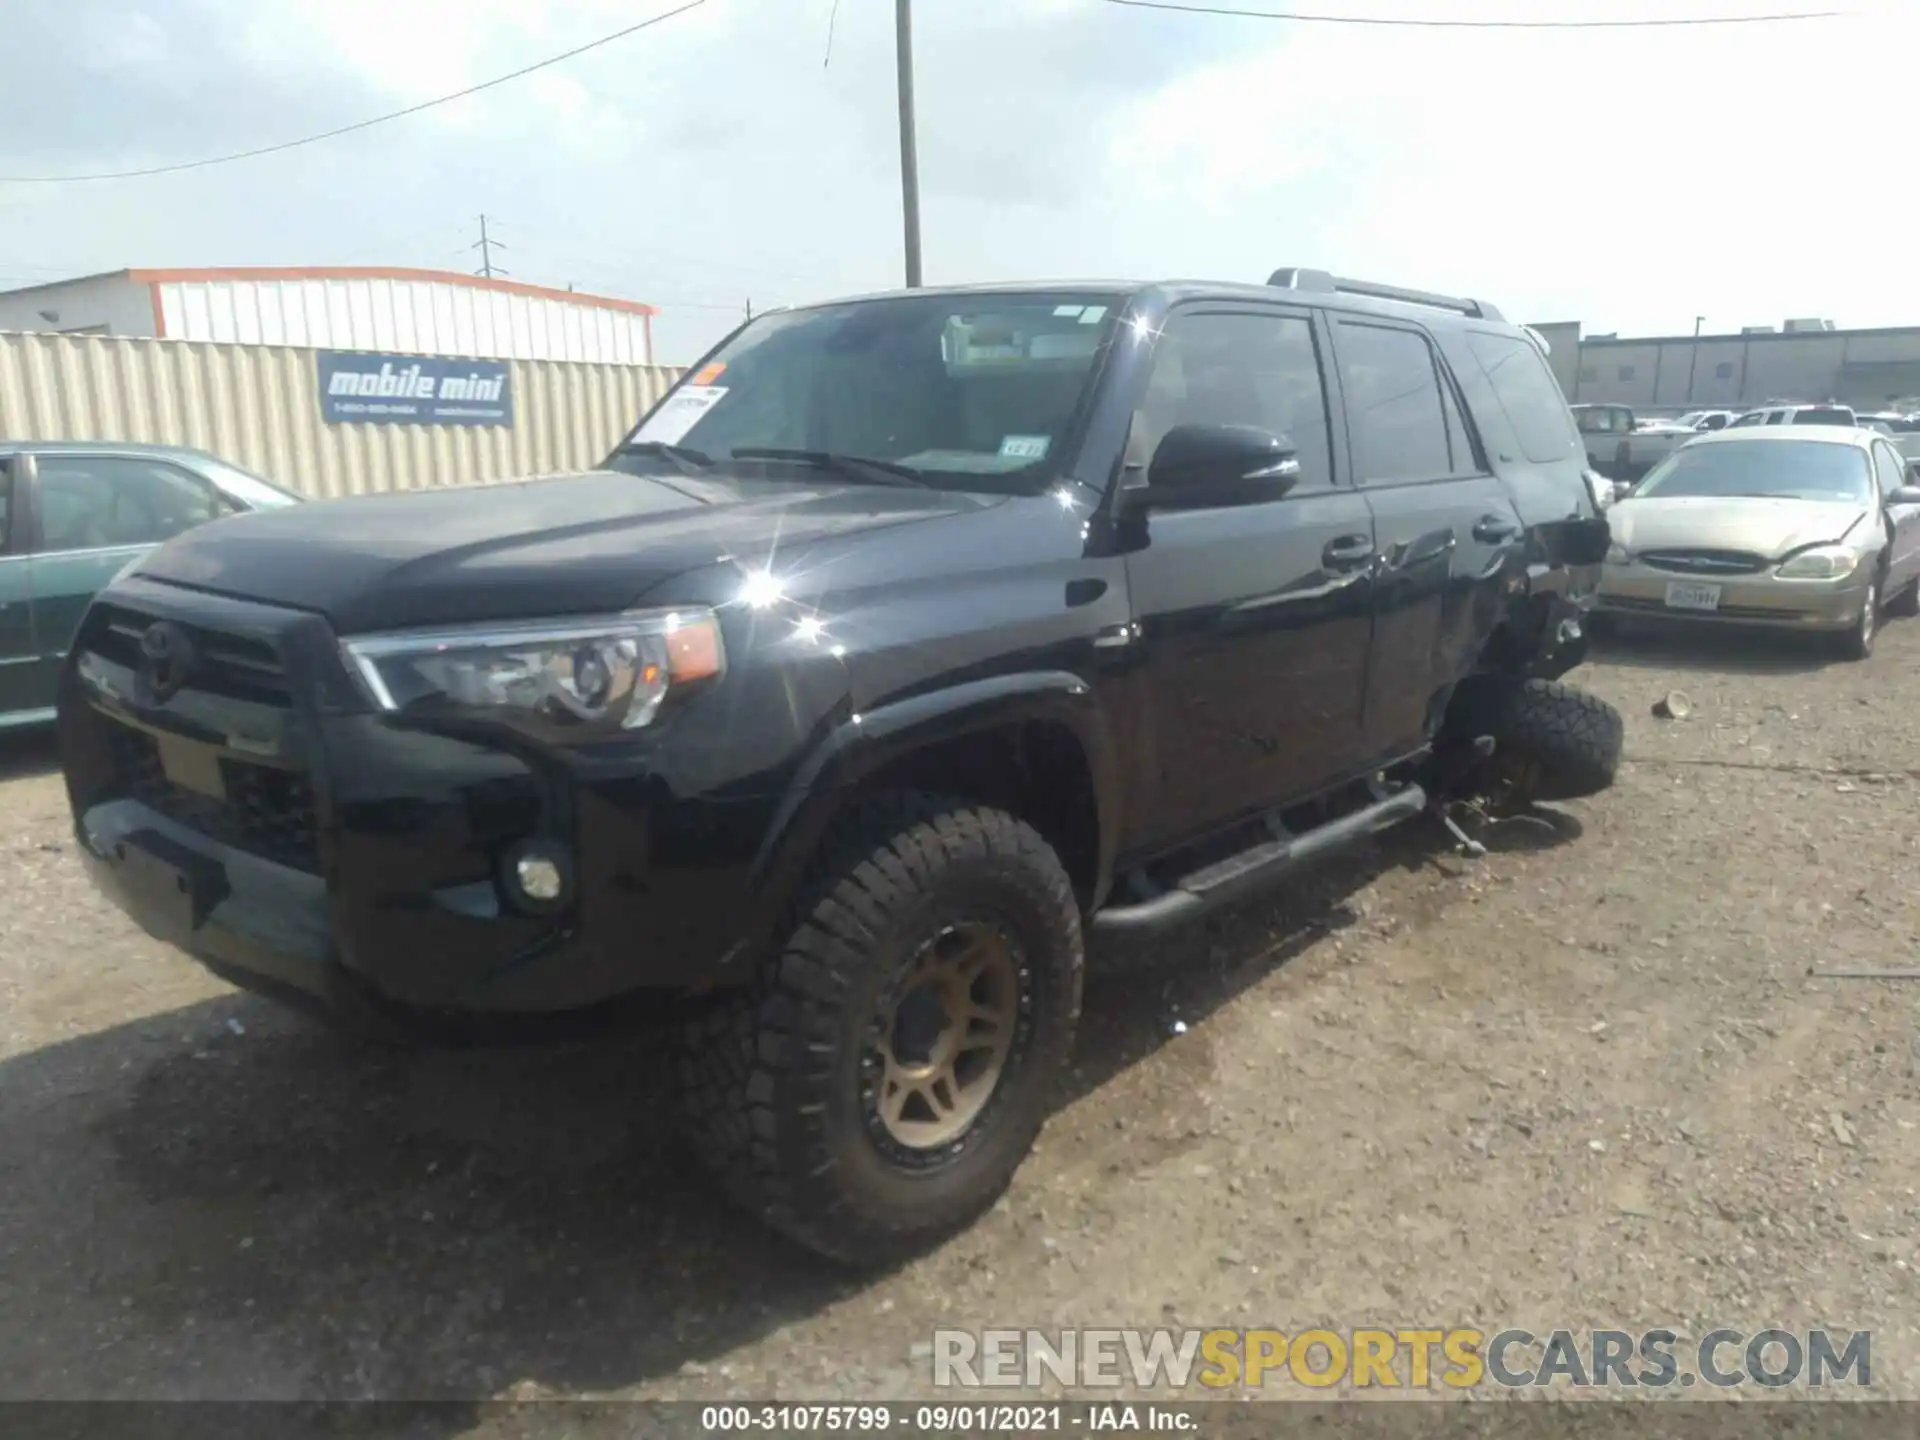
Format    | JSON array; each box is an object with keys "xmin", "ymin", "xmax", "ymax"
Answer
[{"xmin": 2, "ymin": 619, "xmax": 1918, "ymax": 1413}]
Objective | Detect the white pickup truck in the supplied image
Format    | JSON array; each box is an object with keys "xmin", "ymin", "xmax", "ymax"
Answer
[{"xmin": 1571, "ymin": 404, "xmax": 1708, "ymax": 480}]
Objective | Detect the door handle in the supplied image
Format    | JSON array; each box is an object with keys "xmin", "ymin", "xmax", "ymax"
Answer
[
  {"xmin": 1322, "ymin": 533, "xmax": 1375, "ymax": 571},
  {"xmin": 1472, "ymin": 515, "xmax": 1523, "ymax": 544}
]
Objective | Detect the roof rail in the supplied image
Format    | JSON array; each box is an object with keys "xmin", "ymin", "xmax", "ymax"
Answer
[{"xmin": 1266, "ymin": 268, "xmax": 1504, "ymax": 323}]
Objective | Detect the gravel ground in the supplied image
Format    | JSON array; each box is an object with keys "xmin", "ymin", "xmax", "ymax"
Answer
[{"xmin": 2, "ymin": 618, "xmax": 1917, "ymax": 1414}]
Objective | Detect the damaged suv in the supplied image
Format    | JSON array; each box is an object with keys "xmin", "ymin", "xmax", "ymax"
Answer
[{"xmin": 59, "ymin": 269, "xmax": 1620, "ymax": 1262}]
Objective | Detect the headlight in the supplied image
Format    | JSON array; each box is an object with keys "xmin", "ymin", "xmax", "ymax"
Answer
[
  {"xmin": 1774, "ymin": 545, "xmax": 1861, "ymax": 581},
  {"xmin": 342, "ymin": 609, "xmax": 724, "ymax": 736},
  {"xmin": 1605, "ymin": 541, "xmax": 1630, "ymax": 564}
]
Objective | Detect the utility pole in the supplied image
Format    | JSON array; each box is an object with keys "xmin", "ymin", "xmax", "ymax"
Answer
[
  {"xmin": 1684, "ymin": 314, "xmax": 1704, "ymax": 401},
  {"xmin": 472, "ymin": 214, "xmax": 507, "ymax": 279},
  {"xmin": 895, "ymin": 0, "xmax": 923, "ymax": 288}
]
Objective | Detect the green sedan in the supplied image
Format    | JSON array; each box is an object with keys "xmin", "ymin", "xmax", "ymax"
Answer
[{"xmin": 0, "ymin": 442, "xmax": 300, "ymax": 726}]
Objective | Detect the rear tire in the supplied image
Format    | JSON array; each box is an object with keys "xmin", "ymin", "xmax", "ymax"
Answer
[
  {"xmin": 675, "ymin": 794, "xmax": 1083, "ymax": 1265},
  {"xmin": 1446, "ymin": 677, "xmax": 1624, "ymax": 805}
]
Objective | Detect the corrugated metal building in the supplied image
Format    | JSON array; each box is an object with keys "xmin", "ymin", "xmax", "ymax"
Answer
[
  {"xmin": 0, "ymin": 266, "xmax": 657, "ymax": 365},
  {"xmin": 1537, "ymin": 318, "xmax": 1920, "ymax": 410},
  {"xmin": 0, "ymin": 330, "xmax": 682, "ymax": 499}
]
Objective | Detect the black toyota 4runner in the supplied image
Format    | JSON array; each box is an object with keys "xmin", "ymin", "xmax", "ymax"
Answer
[{"xmin": 59, "ymin": 269, "xmax": 1620, "ymax": 1262}]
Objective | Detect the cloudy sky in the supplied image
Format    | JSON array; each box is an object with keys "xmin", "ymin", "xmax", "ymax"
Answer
[{"xmin": 1, "ymin": 0, "xmax": 1910, "ymax": 364}]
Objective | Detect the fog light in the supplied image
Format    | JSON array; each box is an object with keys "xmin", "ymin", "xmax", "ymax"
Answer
[
  {"xmin": 516, "ymin": 855, "xmax": 564, "ymax": 902},
  {"xmin": 502, "ymin": 840, "xmax": 572, "ymax": 912}
]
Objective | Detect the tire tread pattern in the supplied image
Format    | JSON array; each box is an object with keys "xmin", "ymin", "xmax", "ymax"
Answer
[
  {"xmin": 1455, "ymin": 676, "xmax": 1625, "ymax": 802},
  {"xmin": 675, "ymin": 793, "xmax": 1081, "ymax": 1263}
]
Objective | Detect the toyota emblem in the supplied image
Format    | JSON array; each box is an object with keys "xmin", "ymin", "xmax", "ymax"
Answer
[{"xmin": 138, "ymin": 621, "xmax": 197, "ymax": 703}]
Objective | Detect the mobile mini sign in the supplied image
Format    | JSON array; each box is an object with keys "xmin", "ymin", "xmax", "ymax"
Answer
[{"xmin": 317, "ymin": 351, "xmax": 514, "ymax": 426}]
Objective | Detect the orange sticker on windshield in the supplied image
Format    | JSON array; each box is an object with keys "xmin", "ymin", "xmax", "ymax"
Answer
[{"xmin": 692, "ymin": 361, "xmax": 727, "ymax": 386}]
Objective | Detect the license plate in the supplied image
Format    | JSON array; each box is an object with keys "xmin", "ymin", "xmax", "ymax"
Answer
[
  {"xmin": 157, "ymin": 733, "xmax": 227, "ymax": 799},
  {"xmin": 117, "ymin": 835, "xmax": 209, "ymax": 943},
  {"xmin": 1664, "ymin": 581, "xmax": 1723, "ymax": 612}
]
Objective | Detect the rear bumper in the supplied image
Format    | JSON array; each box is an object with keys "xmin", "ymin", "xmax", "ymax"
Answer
[{"xmin": 60, "ymin": 580, "xmax": 791, "ymax": 1025}]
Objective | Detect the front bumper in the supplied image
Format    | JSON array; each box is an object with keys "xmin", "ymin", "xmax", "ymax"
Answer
[
  {"xmin": 59, "ymin": 579, "xmax": 788, "ymax": 1025},
  {"xmin": 1595, "ymin": 561, "xmax": 1870, "ymax": 630}
]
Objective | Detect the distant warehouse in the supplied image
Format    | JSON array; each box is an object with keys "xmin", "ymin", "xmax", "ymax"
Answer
[
  {"xmin": 0, "ymin": 265, "xmax": 657, "ymax": 365},
  {"xmin": 1528, "ymin": 317, "xmax": 1920, "ymax": 411}
]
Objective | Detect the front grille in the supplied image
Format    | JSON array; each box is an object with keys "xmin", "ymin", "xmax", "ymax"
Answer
[
  {"xmin": 84, "ymin": 603, "xmax": 292, "ymax": 706},
  {"xmin": 107, "ymin": 725, "xmax": 321, "ymax": 873},
  {"xmin": 1638, "ymin": 549, "xmax": 1769, "ymax": 575}
]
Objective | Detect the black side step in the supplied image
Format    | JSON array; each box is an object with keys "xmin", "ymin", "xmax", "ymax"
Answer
[{"xmin": 1090, "ymin": 784, "xmax": 1427, "ymax": 937}]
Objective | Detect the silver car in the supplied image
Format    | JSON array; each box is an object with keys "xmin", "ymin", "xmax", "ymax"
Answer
[{"xmin": 1597, "ymin": 427, "xmax": 1920, "ymax": 659}]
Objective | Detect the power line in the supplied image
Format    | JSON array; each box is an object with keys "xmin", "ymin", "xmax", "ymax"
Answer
[
  {"xmin": 0, "ymin": 0, "xmax": 707, "ymax": 184},
  {"xmin": 824, "ymin": 0, "xmax": 844, "ymax": 66},
  {"xmin": 1101, "ymin": 0, "xmax": 1841, "ymax": 28}
]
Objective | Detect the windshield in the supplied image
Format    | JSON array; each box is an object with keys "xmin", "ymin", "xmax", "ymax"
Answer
[
  {"xmin": 1635, "ymin": 440, "xmax": 1873, "ymax": 503},
  {"xmin": 612, "ymin": 291, "xmax": 1122, "ymax": 493},
  {"xmin": 201, "ymin": 456, "xmax": 302, "ymax": 509}
]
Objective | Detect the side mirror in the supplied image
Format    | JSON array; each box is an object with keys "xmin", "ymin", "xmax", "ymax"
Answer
[
  {"xmin": 1887, "ymin": 485, "xmax": 1920, "ymax": 506},
  {"xmin": 1147, "ymin": 423, "xmax": 1299, "ymax": 507}
]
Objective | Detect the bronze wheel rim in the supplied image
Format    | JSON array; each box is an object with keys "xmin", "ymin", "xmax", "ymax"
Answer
[{"xmin": 866, "ymin": 922, "xmax": 1020, "ymax": 1152}]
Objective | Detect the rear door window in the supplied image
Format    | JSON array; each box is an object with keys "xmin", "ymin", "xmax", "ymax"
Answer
[
  {"xmin": 1466, "ymin": 331, "xmax": 1581, "ymax": 465},
  {"xmin": 1334, "ymin": 321, "xmax": 1454, "ymax": 484}
]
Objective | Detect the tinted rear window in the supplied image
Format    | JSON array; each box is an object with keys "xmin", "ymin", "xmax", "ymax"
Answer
[
  {"xmin": 1793, "ymin": 408, "xmax": 1854, "ymax": 426},
  {"xmin": 1469, "ymin": 332, "xmax": 1580, "ymax": 464}
]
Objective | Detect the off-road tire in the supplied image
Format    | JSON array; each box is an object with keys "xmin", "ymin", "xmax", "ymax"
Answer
[
  {"xmin": 1832, "ymin": 573, "xmax": 1879, "ymax": 661},
  {"xmin": 675, "ymin": 794, "xmax": 1083, "ymax": 1265},
  {"xmin": 1448, "ymin": 677, "xmax": 1624, "ymax": 804}
]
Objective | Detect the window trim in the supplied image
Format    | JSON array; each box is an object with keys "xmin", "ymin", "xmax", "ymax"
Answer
[
  {"xmin": 1132, "ymin": 300, "xmax": 1346, "ymax": 495},
  {"xmin": 0, "ymin": 456, "xmax": 17, "ymax": 558},
  {"xmin": 1328, "ymin": 316, "xmax": 1482, "ymax": 489},
  {"xmin": 1871, "ymin": 439, "xmax": 1905, "ymax": 501},
  {"xmin": 25, "ymin": 451, "xmax": 227, "ymax": 558}
]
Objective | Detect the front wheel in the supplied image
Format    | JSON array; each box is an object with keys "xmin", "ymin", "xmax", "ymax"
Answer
[
  {"xmin": 675, "ymin": 795, "xmax": 1083, "ymax": 1264},
  {"xmin": 1831, "ymin": 574, "xmax": 1879, "ymax": 661}
]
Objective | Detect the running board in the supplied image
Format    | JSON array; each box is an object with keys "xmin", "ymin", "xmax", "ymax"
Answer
[{"xmin": 1090, "ymin": 784, "xmax": 1428, "ymax": 936}]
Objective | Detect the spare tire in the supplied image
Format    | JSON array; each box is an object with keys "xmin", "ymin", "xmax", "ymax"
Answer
[{"xmin": 1447, "ymin": 677, "xmax": 1624, "ymax": 803}]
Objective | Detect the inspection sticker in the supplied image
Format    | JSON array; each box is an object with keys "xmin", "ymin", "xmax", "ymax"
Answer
[
  {"xmin": 1000, "ymin": 434, "xmax": 1051, "ymax": 460},
  {"xmin": 634, "ymin": 386, "xmax": 728, "ymax": 444}
]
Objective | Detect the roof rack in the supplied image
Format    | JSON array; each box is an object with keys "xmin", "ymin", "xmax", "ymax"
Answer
[{"xmin": 1266, "ymin": 268, "xmax": 1504, "ymax": 323}]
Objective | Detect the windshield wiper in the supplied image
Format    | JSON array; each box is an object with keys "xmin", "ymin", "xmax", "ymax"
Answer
[
  {"xmin": 729, "ymin": 447, "xmax": 931, "ymax": 490},
  {"xmin": 615, "ymin": 440, "xmax": 715, "ymax": 476}
]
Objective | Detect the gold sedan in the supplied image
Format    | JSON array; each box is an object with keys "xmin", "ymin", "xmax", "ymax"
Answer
[{"xmin": 1597, "ymin": 427, "xmax": 1920, "ymax": 660}]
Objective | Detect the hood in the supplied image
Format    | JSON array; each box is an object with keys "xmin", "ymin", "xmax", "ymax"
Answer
[
  {"xmin": 135, "ymin": 468, "xmax": 999, "ymax": 632},
  {"xmin": 1609, "ymin": 495, "xmax": 1868, "ymax": 560}
]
